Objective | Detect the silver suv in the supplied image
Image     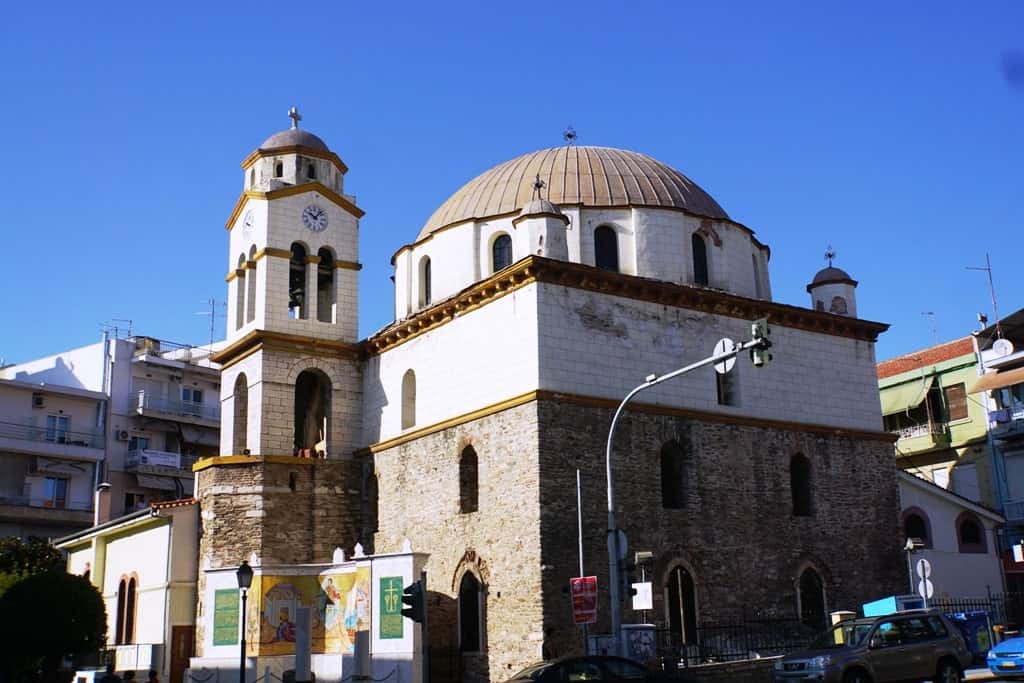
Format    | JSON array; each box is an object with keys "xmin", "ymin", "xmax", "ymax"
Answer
[{"xmin": 772, "ymin": 609, "xmax": 971, "ymax": 683}]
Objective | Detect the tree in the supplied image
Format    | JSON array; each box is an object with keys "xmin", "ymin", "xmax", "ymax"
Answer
[
  {"xmin": 0, "ymin": 572, "xmax": 106, "ymax": 680},
  {"xmin": 0, "ymin": 536, "xmax": 63, "ymax": 576}
]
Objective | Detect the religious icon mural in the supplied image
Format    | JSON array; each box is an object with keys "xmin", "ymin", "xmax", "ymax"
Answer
[{"xmin": 247, "ymin": 566, "xmax": 371, "ymax": 656}]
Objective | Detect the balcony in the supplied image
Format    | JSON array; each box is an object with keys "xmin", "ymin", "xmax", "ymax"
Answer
[
  {"xmin": 0, "ymin": 419, "xmax": 104, "ymax": 460},
  {"xmin": 991, "ymin": 406, "xmax": 1024, "ymax": 439},
  {"xmin": 0, "ymin": 494, "xmax": 94, "ymax": 525},
  {"xmin": 125, "ymin": 449, "xmax": 198, "ymax": 473},
  {"xmin": 891, "ymin": 422, "xmax": 949, "ymax": 452},
  {"xmin": 135, "ymin": 390, "xmax": 219, "ymax": 427}
]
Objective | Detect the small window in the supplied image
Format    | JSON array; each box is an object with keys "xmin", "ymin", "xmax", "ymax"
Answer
[
  {"xmin": 692, "ymin": 233, "xmax": 709, "ymax": 286},
  {"xmin": 492, "ymin": 234, "xmax": 513, "ymax": 272},
  {"xmin": 128, "ymin": 435, "xmax": 149, "ymax": 452},
  {"xmin": 182, "ymin": 388, "xmax": 203, "ymax": 404},
  {"xmin": 274, "ymin": 161, "xmax": 283, "ymax": 177},
  {"xmin": 594, "ymin": 226, "xmax": 619, "ymax": 272},
  {"xmin": 419, "ymin": 257, "xmax": 432, "ymax": 307},
  {"xmin": 401, "ymin": 370, "xmax": 416, "ymax": 430},
  {"xmin": 460, "ymin": 446, "xmax": 479, "ymax": 513},
  {"xmin": 903, "ymin": 511, "xmax": 930, "ymax": 547},
  {"xmin": 307, "ymin": 163, "xmax": 316, "ymax": 180},
  {"xmin": 829, "ymin": 296, "xmax": 848, "ymax": 315},
  {"xmin": 45, "ymin": 415, "xmax": 69, "ymax": 443},
  {"xmin": 957, "ymin": 513, "xmax": 985, "ymax": 553},
  {"xmin": 716, "ymin": 368, "xmax": 737, "ymax": 406},
  {"xmin": 791, "ymin": 454, "xmax": 812, "ymax": 517},
  {"xmin": 43, "ymin": 477, "xmax": 68, "ymax": 509},
  {"xmin": 944, "ymin": 383, "xmax": 968, "ymax": 421},
  {"xmin": 289, "ymin": 243, "xmax": 308, "ymax": 319},
  {"xmin": 660, "ymin": 440, "xmax": 686, "ymax": 509},
  {"xmin": 249, "ymin": 169, "xmax": 255, "ymax": 187}
]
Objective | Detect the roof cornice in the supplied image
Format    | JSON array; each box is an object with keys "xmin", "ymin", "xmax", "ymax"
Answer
[
  {"xmin": 211, "ymin": 329, "xmax": 361, "ymax": 368},
  {"xmin": 240, "ymin": 145, "xmax": 348, "ymax": 174},
  {"xmin": 364, "ymin": 255, "xmax": 888, "ymax": 356},
  {"xmin": 225, "ymin": 182, "xmax": 365, "ymax": 230}
]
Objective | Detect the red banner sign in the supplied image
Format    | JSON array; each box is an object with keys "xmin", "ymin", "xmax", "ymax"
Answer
[{"xmin": 570, "ymin": 576, "xmax": 598, "ymax": 624}]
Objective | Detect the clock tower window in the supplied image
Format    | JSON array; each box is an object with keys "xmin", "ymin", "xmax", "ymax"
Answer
[
  {"xmin": 234, "ymin": 254, "xmax": 246, "ymax": 330},
  {"xmin": 317, "ymin": 247, "xmax": 336, "ymax": 324},
  {"xmin": 274, "ymin": 161, "xmax": 283, "ymax": 178},
  {"xmin": 307, "ymin": 163, "xmax": 316, "ymax": 180},
  {"xmin": 289, "ymin": 243, "xmax": 308, "ymax": 319}
]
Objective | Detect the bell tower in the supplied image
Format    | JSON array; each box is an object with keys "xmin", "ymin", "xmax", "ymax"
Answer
[{"xmin": 194, "ymin": 110, "xmax": 367, "ymax": 600}]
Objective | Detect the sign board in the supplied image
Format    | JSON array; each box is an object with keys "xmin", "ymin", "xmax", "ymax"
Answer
[
  {"xmin": 1015, "ymin": 543, "xmax": 1024, "ymax": 564},
  {"xmin": 915, "ymin": 558, "xmax": 932, "ymax": 579},
  {"xmin": 379, "ymin": 576, "xmax": 404, "ymax": 639},
  {"xmin": 713, "ymin": 338, "xmax": 737, "ymax": 375},
  {"xmin": 631, "ymin": 581, "xmax": 653, "ymax": 611},
  {"xmin": 571, "ymin": 576, "xmax": 598, "ymax": 625},
  {"xmin": 212, "ymin": 588, "xmax": 240, "ymax": 645},
  {"xmin": 917, "ymin": 578, "xmax": 934, "ymax": 600}
]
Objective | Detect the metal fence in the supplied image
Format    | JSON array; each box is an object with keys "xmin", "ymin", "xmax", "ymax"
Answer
[
  {"xmin": 654, "ymin": 616, "xmax": 819, "ymax": 665},
  {"xmin": 933, "ymin": 593, "xmax": 1024, "ymax": 627}
]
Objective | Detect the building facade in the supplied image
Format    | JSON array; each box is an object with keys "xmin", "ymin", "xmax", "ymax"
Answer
[{"xmin": 195, "ymin": 116, "xmax": 904, "ymax": 682}]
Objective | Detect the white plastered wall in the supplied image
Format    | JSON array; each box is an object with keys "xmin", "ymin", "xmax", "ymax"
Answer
[{"xmin": 102, "ymin": 522, "xmax": 172, "ymax": 646}]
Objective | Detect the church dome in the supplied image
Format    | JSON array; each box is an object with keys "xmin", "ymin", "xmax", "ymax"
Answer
[
  {"xmin": 809, "ymin": 266, "xmax": 854, "ymax": 287},
  {"xmin": 417, "ymin": 146, "xmax": 728, "ymax": 241},
  {"xmin": 259, "ymin": 128, "xmax": 330, "ymax": 152},
  {"xmin": 518, "ymin": 198, "xmax": 565, "ymax": 218}
]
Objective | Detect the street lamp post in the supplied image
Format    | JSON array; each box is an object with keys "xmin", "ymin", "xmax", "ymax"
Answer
[
  {"xmin": 605, "ymin": 328, "xmax": 771, "ymax": 656},
  {"xmin": 237, "ymin": 560, "xmax": 254, "ymax": 683}
]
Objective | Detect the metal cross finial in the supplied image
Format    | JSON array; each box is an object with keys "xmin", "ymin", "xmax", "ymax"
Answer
[
  {"xmin": 563, "ymin": 125, "xmax": 577, "ymax": 145},
  {"xmin": 288, "ymin": 106, "xmax": 302, "ymax": 130},
  {"xmin": 532, "ymin": 173, "xmax": 546, "ymax": 200},
  {"xmin": 824, "ymin": 245, "xmax": 836, "ymax": 267}
]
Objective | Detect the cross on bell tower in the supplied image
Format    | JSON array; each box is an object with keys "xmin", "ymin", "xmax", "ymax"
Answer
[{"xmin": 288, "ymin": 106, "xmax": 302, "ymax": 130}]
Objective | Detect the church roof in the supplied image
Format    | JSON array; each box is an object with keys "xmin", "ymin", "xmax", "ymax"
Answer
[
  {"xmin": 417, "ymin": 146, "xmax": 729, "ymax": 241},
  {"xmin": 811, "ymin": 266, "xmax": 853, "ymax": 284},
  {"xmin": 259, "ymin": 128, "xmax": 330, "ymax": 152}
]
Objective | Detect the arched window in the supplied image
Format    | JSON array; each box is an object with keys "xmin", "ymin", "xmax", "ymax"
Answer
[
  {"xmin": 957, "ymin": 512, "xmax": 986, "ymax": 553},
  {"xmin": 798, "ymin": 567, "xmax": 826, "ymax": 629},
  {"xmin": 289, "ymin": 243, "xmax": 308, "ymax": 319},
  {"xmin": 246, "ymin": 245, "xmax": 257, "ymax": 323},
  {"xmin": 666, "ymin": 565, "xmax": 697, "ymax": 645},
  {"xmin": 660, "ymin": 440, "xmax": 687, "ymax": 509},
  {"xmin": 307, "ymin": 163, "xmax": 316, "ymax": 180},
  {"xmin": 791, "ymin": 454, "xmax": 812, "ymax": 517},
  {"xmin": 902, "ymin": 508, "xmax": 931, "ymax": 547},
  {"xmin": 716, "ymin": 367, "xmax": 737, "ymax": 406},
  {"xmin": 249, "ymin": 168, "xmax": 255, "ymax": 188},
  {"xmin": 830, "ymin": 296, "xmax": 848, "ymax": 315},
  {"xmin": 692, "ymin": 233, "xmax": 709, "ymax": 286},
  {"xmin": 594, "ymin": 226, "xmax": 619, "ymax": 272},
  {"xmin": 419, "ymin": 257, "xmax": 432, "ymax": 307},
  {"xmin": 492, "ymin": 234, "xmax": 513, "ymax": 272},
  {"xmin": 235, "ymin": 254, "xmax": 246, "ymax": 330},
  {"xmin": 401, "ymin": 370, "xmax": 416, "ymax": 430},
  {"xmin": 274, "ymin": 161, "xmax": 283, "ymax": 178},
  {"xmin": 317, "ymin": 248, "xmax": 336, "ymax": 323},
  {"xmin": 294, "ymin": 369, "xmax": 330, "ymax": 456},
  {"xmin": 233, "ymin": 373, "xmax": 248, "ymax": 454},
  {"xmin": 115, "ymin": 575, "xmax": 137, "ymax": 644},
  {"xmin": 459, "ymin": 572, "xmax": 482, "ymax": 653},
  {"xmin": 460, "ymin": 446, "xmax": 478, "ymax": 513}
]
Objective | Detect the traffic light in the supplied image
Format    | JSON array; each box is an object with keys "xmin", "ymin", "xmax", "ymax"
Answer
[
  {"xmin": 401, "ymin": 578, "xmax": 425, "ymax": 624},
  {"xmin": 620, "ymin": 559, "xmax": 638, "ymax": 597},
  {"xmin": 750, "ymin": 318, "xmax": 773, "ymax": 367}
]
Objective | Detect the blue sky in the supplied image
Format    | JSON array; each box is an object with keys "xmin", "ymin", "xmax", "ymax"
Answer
[{"xmin": 0, "ymin": 1, "xmax": 1021, "ymax": 366}]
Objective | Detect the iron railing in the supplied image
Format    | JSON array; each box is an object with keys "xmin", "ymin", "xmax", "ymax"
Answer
[
  {"xmin": 136, "ymin": 390, "xmax": 220, "ymax": 421},
  {"xmin": 0, "ymin": 419, "xmax": 104, "ymax": 448},
  {"xmin": 0, "ymin": 494, "xmax": 93, "ymax": 512},
  {"xmin": 126, "ymin": 448, "xmax": 198, "ymax": 471},
  {"xmin": 654, "ymin": 617, "xmax": 819, "ymax": 665},
  {"xmin": 933, "ymin": 593, "xmax": 1024, "ymax": 628}
]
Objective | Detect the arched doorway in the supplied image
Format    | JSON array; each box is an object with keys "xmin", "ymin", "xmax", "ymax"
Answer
[
  {"xmin": 294, "ymin": 369, "xmax": 330, "ymax": 456},
  {"xmin": 798, "ymin": 567, "xmax": 827, "ymax": 629},
  {"xmin": 666, "ymin": 565, "xmax": 698, "ymax": 646}
]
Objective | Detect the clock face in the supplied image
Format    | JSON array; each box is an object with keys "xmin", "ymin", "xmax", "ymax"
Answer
[
  {"xmin": 242, "ymin": 210, "xmax": 255, "ymax": 235},
  {"xmin": 302, "ymin": 204, "xmax": 328, "ymax": 232}
]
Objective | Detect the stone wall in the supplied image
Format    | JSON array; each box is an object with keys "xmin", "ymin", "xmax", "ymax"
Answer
[
  {"xmin": 536, "ymin": 399, "xmax": 905, "ymax": 660},
  {"xmin": 194, "ymin": 456, "xmax": 362, "ymax": 655}
]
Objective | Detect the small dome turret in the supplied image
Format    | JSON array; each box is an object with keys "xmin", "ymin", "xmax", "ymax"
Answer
[{"xmin": 807, "ymin": 248, "xmax": 858, "ymax": 317}]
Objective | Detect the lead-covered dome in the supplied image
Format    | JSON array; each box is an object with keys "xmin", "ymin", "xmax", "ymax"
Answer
[
  {"xmin": 418, "ymin": 146, "xmax": 729, "ymax": 241},
  {"xmin": 259, "ymin": 128, "xmax": 330, "ymax": 152}
]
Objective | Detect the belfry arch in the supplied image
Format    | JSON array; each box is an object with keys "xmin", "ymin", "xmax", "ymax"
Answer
[{"xmin": 294, "ymin": 369, "xmax": 330, "ymax": 457}]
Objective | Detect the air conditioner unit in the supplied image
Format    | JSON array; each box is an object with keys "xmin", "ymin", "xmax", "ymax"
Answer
[
  {"xmin": 115, "ymin": 429, "xmax": 131, "ymax": 441},
  {"xmin": 32, "ymin": 393, "xmax": 45, "ymax": 409}
]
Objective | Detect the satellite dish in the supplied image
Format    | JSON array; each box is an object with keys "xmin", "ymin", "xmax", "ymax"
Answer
[{"xmin": 994, "ymin": 339, "xmax": 1015, "ymax": 357}]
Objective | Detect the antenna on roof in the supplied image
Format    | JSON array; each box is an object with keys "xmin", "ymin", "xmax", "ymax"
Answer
[
  {"xmin": 966, "ymin": 253, "xmax": 1003, "ymax": 339},
  {"xmin": 195, "ymin": 298, "xmax": 226, "ymax": 351},
  {"xmin": 563, "ymin": 125, "xmax": 577, "ymax": 146},
  {"xmin": 921, "ymin": 311, "xmax": 937, "ymax": 345}
]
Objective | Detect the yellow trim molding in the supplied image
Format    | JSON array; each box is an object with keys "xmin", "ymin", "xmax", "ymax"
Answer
[
  {"xmin": 225, "ymin": 182, "xmax": 365, "ymax": 230},
  {"xmin": 212, "ymin": 329, "xmax": 361, "ymax": 368},
  {"xmin": 306, "ymin": 255, "xmax": 322, "ymax": 264},
  {"xmin": 240, "ymin": 145, "xmax": 349, "ymax": 174},
  {"xmin": 355, "ymin": 389, "xmax": 894, "ymax": 456},
  {"xmin": 335, "ymin": 259, "xmax": 362, "ymax": 271},
  {"xmin": 193, "ymin": 454, "xmax": 318, "ymax": 473},
  {"xmin": 364, "ymin": 255, "xmax": 888, "ymax": 356}
]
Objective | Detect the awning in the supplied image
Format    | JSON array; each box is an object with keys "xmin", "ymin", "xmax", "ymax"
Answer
[
  {"xmin": 135, "ymin": 473, "xmax": 178, "ymax": 491},
  {"xmin": 880, "ymin": 376, "xmax": 934, "ymax": 416},
  {"xmin": 969, "ymin": 366, "xmax": 1024, "ymax": 394}
]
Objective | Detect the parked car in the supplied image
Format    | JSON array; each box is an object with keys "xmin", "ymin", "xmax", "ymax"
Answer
[
  {"xmin": 772, "ymin": 609, "xmax": 970, "ymax": 683},
  {"xmin": 988, "ymin": 635, "xmax": 1024, "ymax": 678},
  {"xmin": 504, "ymin": 656, "xmax": 701, "ymax": 683}
]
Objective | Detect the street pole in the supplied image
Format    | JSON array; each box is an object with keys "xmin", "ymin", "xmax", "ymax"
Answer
[
  {"xmin": 239, "ymin": 587, "xmax": 248, "ymax": 683},
  {"xmin": 577, "ymin": 468, "xmax": 589, "ymax": 652},
  {"xmin": 605, "ymin": 333, "xmax": 770, "ymax": 657}
]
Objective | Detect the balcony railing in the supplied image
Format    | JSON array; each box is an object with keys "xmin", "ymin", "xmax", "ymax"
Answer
[
  {"xmin": 0, "ymin": 494, "xmax": 93, "ymax": 512},
  {"xmin": 991, "ymin": 406, "xmax": 1024, "ymax": 436},
  {"xmin": 893, "ymin": 423, "xmax": 945, "ymax": 440},
  {"xmin": 0, "ymin": 419, "xmax": 104, "ymax": 449},
  {"xmin": 125, "ymin": 448, "xmax": 198, "ymax": 471},
  {"xmin": 136, "ymin": 390, "xmax": 220, "ymax": 422}
]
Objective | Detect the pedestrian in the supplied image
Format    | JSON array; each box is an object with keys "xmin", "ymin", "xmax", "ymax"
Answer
[
  {"xmin": 99, "ymin": 665, "xmax": 122, "ymax": 683},
  {"xmin": 146, "ymin": 670, "xmax": 159, "ymax": 683}
]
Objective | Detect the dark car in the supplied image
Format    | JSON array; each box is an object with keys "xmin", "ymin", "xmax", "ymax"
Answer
[
  {"xmin": 773, "ymin": 609, "xmax": 970, "ymax": 683},
  {"xmin": 505, "ymin": 656, "xmax": 700, "ymax": 683}
]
